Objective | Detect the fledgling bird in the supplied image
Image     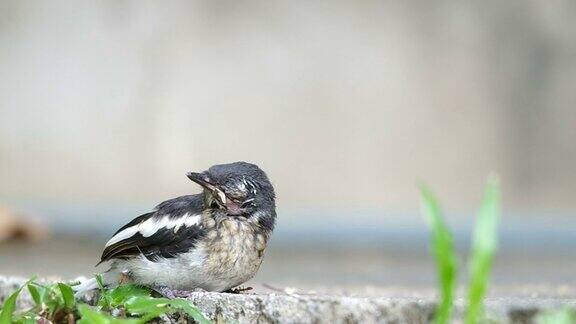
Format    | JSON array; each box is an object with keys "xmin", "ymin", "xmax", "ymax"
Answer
[{"xmin": 74, "ymin": 161, "xmax": 276, "ymax": 297}]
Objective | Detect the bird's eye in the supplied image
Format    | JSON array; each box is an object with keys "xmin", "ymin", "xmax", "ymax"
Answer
[{"xmin": 241, "ymin": 200, "xmax": 254, "ymax": 208}]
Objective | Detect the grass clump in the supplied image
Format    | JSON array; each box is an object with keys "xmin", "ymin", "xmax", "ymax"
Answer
[
  {"xmin": 0, "ymin": 277, "xmax": 210, "ymax": 324},
  {"xmin": 420, "ymin": 176, "xmax": 501, "ymax": 324}
]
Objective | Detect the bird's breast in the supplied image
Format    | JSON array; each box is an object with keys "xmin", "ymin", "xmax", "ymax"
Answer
[{"xmin": 202, "ymin": 217, "xmax": 268, "ymax": 284}]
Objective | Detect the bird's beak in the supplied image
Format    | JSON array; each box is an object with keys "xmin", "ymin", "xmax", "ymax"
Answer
[
  {"xmin": 186, "ymin": 172, "xmax": 227, "ymax": 205},
  {"xmin": 186, "ymin": 172, "xmax": 209, "ymax": 186},
  {"xmin": 186, "ymin": 172, "xmax": 245, "ymax": 215}
]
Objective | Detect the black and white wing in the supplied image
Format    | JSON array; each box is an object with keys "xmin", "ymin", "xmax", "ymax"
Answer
[{"xmin": 99, "ymin": 195, "xmax": 207, "ymax": 263}]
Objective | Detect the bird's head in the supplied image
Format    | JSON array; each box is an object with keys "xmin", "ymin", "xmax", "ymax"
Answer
[{"xmin": 187, "ymin": 162, "xmax": 276, "ymax": 225}]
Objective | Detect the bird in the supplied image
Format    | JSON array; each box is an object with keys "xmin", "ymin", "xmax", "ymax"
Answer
[{"xmin": 74, "ymin": 161, "xmax": 276, "ymax": 297}]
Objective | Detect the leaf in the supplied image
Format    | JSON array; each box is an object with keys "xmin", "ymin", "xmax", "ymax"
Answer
[
  {"xmin": 169, "ymin": 298, "xmax": 211, "ymax": 324},
  {"xmin": 124, "ymin": 296, "xmax": 169, "ymax": 313},
  {"xmin": 109, "ymin": 285, "xmax": 151, "ymax": 307},
  {"xmin": 58, "ymin": 283, "xmax": 76, "ymax": 309},
  {"xmin": 77, "ymin": 304, "xmax": 107, "ymax": 324},
  {"xmin": 77, "ymin": 304, "xmax": 141, "ymax": 324},
  {"xmin": 27, "ymin": 284, "xmax": 42, "ymax": 306},
  {"xmin": 40, "ymin": 283, "xmax": 62, "ymax": 315},
  {"xmin": 28, "ymin": 282, "xmax": 52, "ymax": 312},
  {"xmin": 123, "ymin": 296, "xmax": 210, "ymax": 323},
  {"xmin": 420, "ymin": 185, "xmax": 457, "ymax": 324},
  {"xmin": 465, "ymin": 176, "xmax": 501, "ymax": 324},
  {"xmin": 0, "ymin": 278, "xmax": 35, "ymax": 324},
  {"xmin": 0, "ymin": 288, "xmax": 22, "ymax": 324},
  {"xmin": 0, "ymin": 277, "xmax": 35, "ymax": 324},
  {"xmin": 124, "ymin": 296, "xmax": 170, "ymax": 321}
]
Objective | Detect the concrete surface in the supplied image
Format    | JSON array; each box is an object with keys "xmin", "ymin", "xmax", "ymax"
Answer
[{"xmin": 1, "ymin": 276, "xmax": 576, "ymax": 323}]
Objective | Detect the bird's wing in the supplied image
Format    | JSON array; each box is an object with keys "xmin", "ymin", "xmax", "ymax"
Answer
[{"xmin": 99, "ymin": 196, "xmax": 207, "ymax": 264}]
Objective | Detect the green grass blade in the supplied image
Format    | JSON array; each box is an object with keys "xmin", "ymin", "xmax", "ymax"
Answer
[
  {"xmin": 420, "ymin": 185, "xmax": 457, "ymax": 324},
  {"xmin": 26, "ymin": 284, "xmax": 42, "ymax": 306},
  {"xmin": 95, "ymin": 274, "xmax": 105, "ymax": 290},
  {"xmin": 57, "ymin": 283, "xmax": 76, "ymax": 309},
  {"xmin": 0, "ymin": 287, "xmax": 23, "ymax": 324},
  {"xmin": 0, "ymin": 278, "xmax": 35, "ymax": 324},
  {"xmin": 95, "ymin": 274, "xmax": 114, "ymax": 309},
  {"xmin": 465, "ymin": 176, "xmax": 500, "ymax": 324}
]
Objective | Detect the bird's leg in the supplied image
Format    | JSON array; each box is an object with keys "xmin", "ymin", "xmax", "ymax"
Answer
[
  {"xmin": 224, "ymin": 286, "xmax": 253, "ymax": 294},
  {"xmin": 151, "ymin": 286, "xmax": 207, "ymax": 299}
]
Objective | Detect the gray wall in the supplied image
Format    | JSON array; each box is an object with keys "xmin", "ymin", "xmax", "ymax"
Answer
[{"xmin": 1, "ymin": 0, "xmax": 575, "ymax": 212}]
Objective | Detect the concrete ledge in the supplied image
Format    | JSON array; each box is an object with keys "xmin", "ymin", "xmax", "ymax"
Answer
[
  {"xmin": 183, "ymin": 292, "xmax": 436, "ymax": 323},
  {"xmin": 1, "ymin": 277, "xmax": 575, "ymax": 323}
]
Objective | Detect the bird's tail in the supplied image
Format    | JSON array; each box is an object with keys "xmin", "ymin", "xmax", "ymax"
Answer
[{"xmin": 73, "ymin": 269, "xmax": 119, "ymax": 298}]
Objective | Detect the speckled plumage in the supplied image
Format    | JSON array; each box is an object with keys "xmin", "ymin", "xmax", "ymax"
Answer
[
  {"xmin": 113, "ymin": 209, "xmax": 270, "ymax": 292},
  {"xmin": 74, "ymin": 162, "xmax": 276, "ymax": 295}
]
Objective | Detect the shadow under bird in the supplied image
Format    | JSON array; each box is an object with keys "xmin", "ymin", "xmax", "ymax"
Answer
[{"xmin": 74, "ymin": 161, "xmax": 276, "ymax": 297}]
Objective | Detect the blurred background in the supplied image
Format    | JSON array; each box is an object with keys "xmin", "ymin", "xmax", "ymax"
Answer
[{"xmin": 1, "ymin": 0, "xmax": 575, "ymax": 291}]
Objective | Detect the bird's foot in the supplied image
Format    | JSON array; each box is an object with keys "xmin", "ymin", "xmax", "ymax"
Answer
[
  {"xmin": 152, "ymin": 286, "xmax": 207, "ymax": 299},
  {"xmin": 224, "ymin": 286, "xmax": 253, "ymax": 294}
]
